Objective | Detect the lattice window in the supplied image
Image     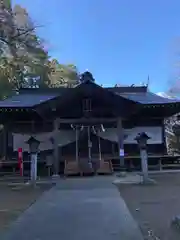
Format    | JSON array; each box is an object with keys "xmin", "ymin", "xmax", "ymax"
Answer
[{"xmin": 82, "ymin": 98, "xmax": 92, "ymax": 112}]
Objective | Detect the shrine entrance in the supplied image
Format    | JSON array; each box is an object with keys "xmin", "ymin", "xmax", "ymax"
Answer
[
  {"xmin": 77, "ymin": 127, "xmax": 90, "ymax": 159},
  {"xmin": 62, "ymin": 123, "xmax": 114, "ymax": 175},
  {"xmin": 77, "ymin": 126, "xmax": 93, "ymax": 174},
  {"xmin": 71, "ymin": 124, "xmax": 105, "ymax": 161}
]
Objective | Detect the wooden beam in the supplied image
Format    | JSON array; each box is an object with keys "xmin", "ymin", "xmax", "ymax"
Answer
[
  {"xmin": 11, "ymin": 118, "xmax": 120, "ymax": 124},
  {"xmin": 58, "ymin": 117, "xmax": 118, "ymax": 124}
]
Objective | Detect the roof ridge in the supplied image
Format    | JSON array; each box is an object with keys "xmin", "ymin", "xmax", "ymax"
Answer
[{"xmin": 107, "ymin": 86, "xmax": 147, "ymax": 93}]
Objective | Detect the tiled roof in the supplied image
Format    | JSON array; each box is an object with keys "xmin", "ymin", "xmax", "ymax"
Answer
[
  {"xmin": 106, "ymin": 86, "xmax": 147, "ymax": 93},
  {"xmin": 0, "ymin": 93, "xmax": 59, "ymax": 108},
  {"xmin": 107, "ymin": 87, "xmax": 179, "ymax": 104},
  {"xmin": 0, "ymin": 84, "xmax": 179, "ymax": 108},
  {"xmin": 0, "ymin": 87, "xmax": 72, "ymax": 108},
  {"xmin": 118, "ymin": 92, "xmax": 179, "ymax": 104}
]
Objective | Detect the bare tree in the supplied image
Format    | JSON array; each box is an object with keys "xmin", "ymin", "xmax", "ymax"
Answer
[{"xmin": 165, "ymin": 114, "xmax": 180, "ymax": 155}]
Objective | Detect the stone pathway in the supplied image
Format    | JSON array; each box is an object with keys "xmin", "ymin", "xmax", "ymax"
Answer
[{"xmin": 1, "ymin": 176, "xmax": 143, "ymax": 240}]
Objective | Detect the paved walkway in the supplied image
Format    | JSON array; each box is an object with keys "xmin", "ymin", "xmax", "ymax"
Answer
[{"xmin": 1, "ymin": 176, "xmax": 143, "ymax": 240}]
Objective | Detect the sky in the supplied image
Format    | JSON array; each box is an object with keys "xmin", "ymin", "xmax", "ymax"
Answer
[{"xmin": 12, "ymin": 0, "xmax": 180, "ymax": 93}]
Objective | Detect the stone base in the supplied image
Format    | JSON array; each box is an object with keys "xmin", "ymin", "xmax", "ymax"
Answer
[
  {"xmin": 112, "ymin": 173, "xmax": 141, "ymax": 185},
  {"xmin": 171, "ymin": 216, "xmax": 180, "ymax": 230},
  {"xmin": 25, "ymin": 180, "xmax": 39, "ymax": 188},
  {"xmin": 52, "ymin": 174, "xmax": 60, "ymax": 182},
  {"xmin": 116, "ymin": 172, "xmax": 127, "ymax": 178},
  {"xmin": 139, "ymin": 177, "xmax": 157, "ymax": 185}
]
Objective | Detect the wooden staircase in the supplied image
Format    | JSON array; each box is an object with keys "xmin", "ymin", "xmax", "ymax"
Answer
[
  {"xmin": 64, "ymin": 158, "xmax": 80, "ymax": 176},
  {"xmin": 64, "ymin": 157, "xmax": 113, "ymax": 176},
  {"xmin": 97, "ymin": 159, "xmax": 113, "ymax": 174}
]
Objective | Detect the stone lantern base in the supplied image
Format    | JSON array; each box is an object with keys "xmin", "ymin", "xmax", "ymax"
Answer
[
  {"xmin": 52, "ymin": 174, "xmax": 60, "ymax": 182},
  {"xmin": 116, "ymin": 171, "xmax": 127, "ymax": 178},
  {"xmin": 139, "ymin": 176, "xmax": 157, "ymax": 185}
]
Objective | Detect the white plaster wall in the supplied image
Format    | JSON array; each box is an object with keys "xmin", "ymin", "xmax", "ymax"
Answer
[
  {"xmin": 97, "ymin": 126, "xmax": 163, "ymax": 144},
  {"xmin": 124, "ymin": 127, "xmax": 162, "ymax": 144},
  {"xmin": 13, "ymin": 126, "xmax": 163, "ymax": 151},
  {"xmin": 13, "ymin": 130, "xmax": 76, "ymax": 151}
]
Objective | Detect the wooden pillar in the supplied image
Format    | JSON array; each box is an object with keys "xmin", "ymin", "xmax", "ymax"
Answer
[
  {"xmin": 98, "ymin": 133, "xmax": 102, "ymax": 161},
  {"xmin": 75, "ymin": 127, "xmax": 79, "ymax": 162},
  {"xmin": 117, "ymin": 118, "xmax": 125, "ymax": 168},
  {"xmin": 3, "ymin": 126, "xmax": 7, "ymax": 159},
  {"xmin": 161, "ymin": 119, "xmax": 167, "ymax": 154},
  {"xmin": 53, "ymin": 118, "xmax": 60, "ymax": 176},
  {"xmin": 87, "ymin": 126, "xmax": 92, "ymax": 160}
]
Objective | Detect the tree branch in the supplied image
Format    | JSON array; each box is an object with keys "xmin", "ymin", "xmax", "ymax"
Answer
[
  {"xmin": 12, "ymin": 28, "xmax": 35, "ymax": 39},
  {"xmin": 12, "ymin": 25, "xmax": 43, "ymax": 39},
  {"xmin": 0, "ymin": 37, "xmax": 10, "ymax": 45}
]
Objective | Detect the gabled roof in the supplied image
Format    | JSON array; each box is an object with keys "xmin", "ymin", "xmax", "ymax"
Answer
[
  {"xmin": 0, "ymin": 78, "xmax": 179, "ymax": 109},
  {"xmin": 0, "ymin": 81, "xmax": 138, "ymax": 109}
]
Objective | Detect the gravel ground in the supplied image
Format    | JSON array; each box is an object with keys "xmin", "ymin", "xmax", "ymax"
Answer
[
  {"xmin": 0, "ymin": 183, "xmax": 53, "ymax": 233},
  {"xmin": 118, "ymin": 173, "xmax": 180, "ymax": 240}
]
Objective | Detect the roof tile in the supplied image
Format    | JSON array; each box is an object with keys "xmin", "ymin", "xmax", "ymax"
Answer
[
  {"xmin": 118, "ymin": 92, "xmax": 179, "ymax": 104},
  {"xmin": 0, "ymin": 84, "xmax": 179, "ymax": 108},
  {"xmin": 0, "ymin": 93, "xmax": 58, "ymax": 108}
]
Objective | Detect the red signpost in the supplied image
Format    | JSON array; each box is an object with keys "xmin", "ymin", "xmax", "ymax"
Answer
[{"xmin": 18, "ymin": 148, "xmax": 23, "ymax": 177}]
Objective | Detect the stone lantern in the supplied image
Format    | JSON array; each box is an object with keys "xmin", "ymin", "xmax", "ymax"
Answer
[
  {"xmin": 135, "ymin": 132, "xmax": 150, "ymax": 149},
  {"xmin": 26, "ymin": 136, "xmax": 40, "ymax": 184},
  {"xmin": 135, "ymin": 132, "xmax": 150, "ymax": 183},
  {"xmin": 26, "ymin": 137, "xmax": 40, "ymax": 153}
]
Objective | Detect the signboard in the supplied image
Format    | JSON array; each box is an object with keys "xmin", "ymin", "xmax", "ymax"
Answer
[{"xmin": 120, "ymin": 149, "xmax": 124, "ymax": 156}]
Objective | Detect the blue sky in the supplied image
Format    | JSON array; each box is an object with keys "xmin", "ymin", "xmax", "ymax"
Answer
[{"xmin": 12, "ymin": 0, "xmax": 180, "ymax": 92}]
